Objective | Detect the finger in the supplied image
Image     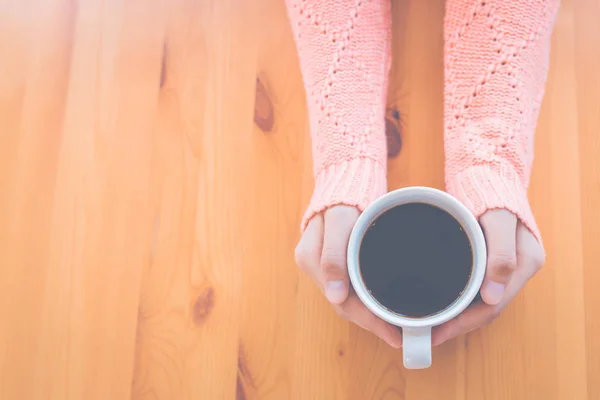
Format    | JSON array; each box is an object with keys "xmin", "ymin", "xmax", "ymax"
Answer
[
  {"xmin": 294, "ymin": 214, "xmax": 325, "ymax": 289},
  {"xmin": 432, "ymin": 226, "xmax": 541, "ymax": 346},
  {"xmin": 432, "ymin": 281, "xmax": 518, "ymax": 347},
  {"xmin": 431, "ymin": 300, "xmax": 496, "ymax": 346},
  {"xmin": 321, "ymin": 206, "xmax": 359, "ymax": 304},
  {"xmin": 479, "ymin": 210, "xmax": 518, "ymax": 305},
  {"xmin": 335, "ymin": 294, "xmax": 403, "ymax": 349}
]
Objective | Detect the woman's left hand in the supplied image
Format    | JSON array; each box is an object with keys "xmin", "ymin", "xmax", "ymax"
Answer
[{"xmin": 432, "ymin": 209, "xmax": 546, "ymax": 346}]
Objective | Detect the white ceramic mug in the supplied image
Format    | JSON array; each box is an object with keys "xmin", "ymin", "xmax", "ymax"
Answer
[{"xmin": 347, "ymin": 186, "xmax": 487, "ymax": 369}]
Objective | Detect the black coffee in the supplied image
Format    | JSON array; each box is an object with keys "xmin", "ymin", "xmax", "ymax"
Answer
[{"xmin": 359, "ymin": 203, "xmax": 473, "ymax": 318}]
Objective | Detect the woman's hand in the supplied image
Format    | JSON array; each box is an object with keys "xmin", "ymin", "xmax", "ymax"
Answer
[
  {"xmin": 432, "ymin": 209, "xmax": 546, "ymax": 346},
  {"xmin": 294, "ymin": 205, "xmax": 403, "ymax": 349}
]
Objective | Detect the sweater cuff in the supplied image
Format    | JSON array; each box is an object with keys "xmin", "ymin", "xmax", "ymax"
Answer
[
  {"xmin": 446, "ymin": 164, "xmax": 542, "ymax": 246},
  {"xmin": 301, "ymin": 157, "xmax": 387, "ymax": 232}
]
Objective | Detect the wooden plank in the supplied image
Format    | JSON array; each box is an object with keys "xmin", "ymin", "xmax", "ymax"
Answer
[
  {"xmin": 536, "ymin": 1, "xmax": 588, "ymax": 398},
  {"xmin": 574, "ymin": 0, "xmax": 600, "ymax": 398},
  {"xmin": 0, "ymin": 0, "xmax": 163, "ymax": 398},
  {"xmin": 0, "ymin": 1, "xmax": 74, "ymax": 397},
  {"xmin": 131, "ymin": 0, "xmax": 258, "ymax": 398},
  {"xmin": 36, "ymin": 0, "xmax": 163, "ymax": 398}
]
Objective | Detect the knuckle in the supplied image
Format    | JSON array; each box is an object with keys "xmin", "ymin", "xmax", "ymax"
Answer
[
  {"xmin": 294, "ymin": 243, "xmax": 312, "ymax": 270},
  {"xmin": 533, "ymin": 259, "xmax": 545, "ymax": 273},
  {"xmin": 320, "ymin": 247, "xmax": 346, "ymax": 273},
  {"xmin": 531, "ymin": 249, "xmax": 546, "ymax": 272},
  {"xmin": 488, "ymin": 252, "xmax": 518, "ymax": 272}
]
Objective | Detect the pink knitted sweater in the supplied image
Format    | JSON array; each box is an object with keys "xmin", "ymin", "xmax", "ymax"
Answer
[{"xmin": 286, "ymin": 0, "xmax": 559, "ymax": 243}]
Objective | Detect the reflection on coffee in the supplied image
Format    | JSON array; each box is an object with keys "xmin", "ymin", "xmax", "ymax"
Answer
[{"xmin": 359, "ymin": 203, "xmax": 473, "ymax": 318}]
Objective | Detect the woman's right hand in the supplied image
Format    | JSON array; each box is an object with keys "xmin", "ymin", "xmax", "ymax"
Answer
[{"xmin": 294, "ymin": 205, "xmax": 403, "ymax": 349}]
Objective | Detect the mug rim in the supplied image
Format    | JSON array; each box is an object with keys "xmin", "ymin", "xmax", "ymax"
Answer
[{"xmin": 347, "ymin": 186, "xmax": 487, "ymax": 329}]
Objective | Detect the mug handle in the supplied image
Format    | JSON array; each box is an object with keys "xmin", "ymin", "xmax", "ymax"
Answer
[{"xmin": 402, "ymin": 327, "xmax": 432, "ymax": 369}]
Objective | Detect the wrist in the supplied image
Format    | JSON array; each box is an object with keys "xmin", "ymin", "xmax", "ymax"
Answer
[
  {"xmin": 446, "ymin": 163, "xmax": 542, "ymax": 245},
  {"xmin": 301, "ymin": 157, "xmax": 387, "ymax": 232}
]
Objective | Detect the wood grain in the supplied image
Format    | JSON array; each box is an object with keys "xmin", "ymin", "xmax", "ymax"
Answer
[{"xmin": 0, "ymin": 0, "xmax": 598, "ymax": 399}]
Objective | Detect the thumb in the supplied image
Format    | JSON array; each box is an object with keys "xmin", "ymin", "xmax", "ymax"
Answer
[
  {"xmin": 479, "ymin": 210, "xmax": 518, "ymax": 306},
  {"xmin": 321, "ymin": 206, "xmax": 359, "ymax": 305}
]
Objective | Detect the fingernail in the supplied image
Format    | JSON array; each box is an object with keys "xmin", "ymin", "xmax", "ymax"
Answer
[
  {"xmin": 484, "ymin": 281, "xmax": 505, "ymax": 305},
  {"xmin": 326, "ymin": 281, "xmax": 347, "ymax": 304}
]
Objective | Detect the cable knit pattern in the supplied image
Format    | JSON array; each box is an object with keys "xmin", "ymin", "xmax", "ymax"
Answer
[
  {"xmin": 285, "ymin": 0, "xmax": 392, "ymax": 231},
  {"xmin": 286, "ymin": 0, "xmax": 559, "ymax": 242},
  {"xmin": 444, "ymin": 0, "xmax": 560, "ymax": 244}
]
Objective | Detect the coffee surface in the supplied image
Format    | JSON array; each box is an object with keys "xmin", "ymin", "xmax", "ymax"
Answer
[{"xmin": 359, "ymin": 203, "xmax": 473, "ymax": 318}]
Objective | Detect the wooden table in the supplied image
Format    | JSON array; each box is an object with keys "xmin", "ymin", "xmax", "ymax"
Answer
[{"xmin": 0, "ymin": 0, "xmax": 598, "ymax": 398}]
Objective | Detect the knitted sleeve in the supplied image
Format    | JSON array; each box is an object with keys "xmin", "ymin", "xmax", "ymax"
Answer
[
  {"xmin": 284, "ymin": 0, "xmax": 392, "ymax": 231},
  {"xmin": 444, "ymin": 0, "xmax": 560, "ymax": 243}
]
